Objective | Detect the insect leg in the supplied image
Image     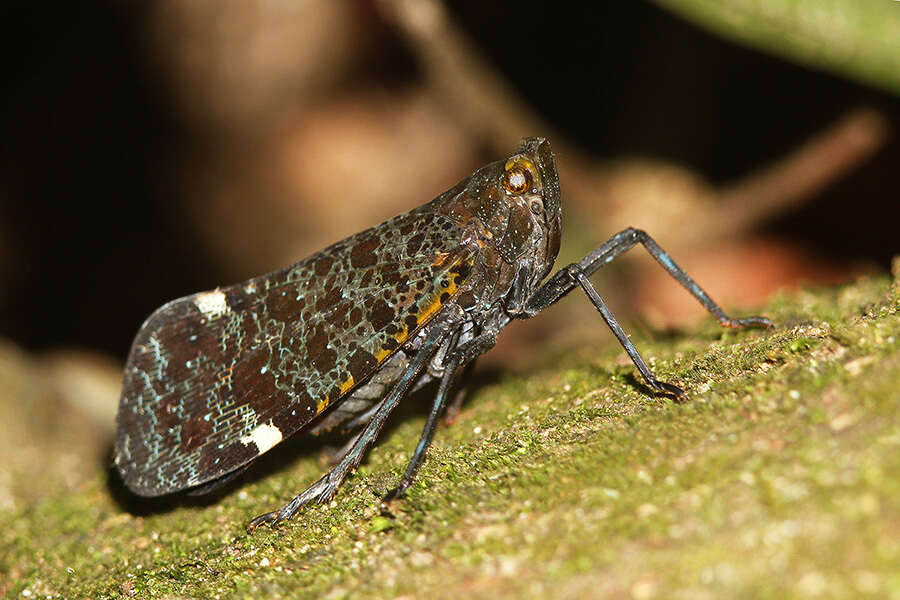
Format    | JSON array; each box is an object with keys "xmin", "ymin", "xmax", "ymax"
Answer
[
  {"xmin": 322, "ymin": 428, "xmax": 369, "ymax": 466},
  {"xmin": 383, "ymin": 329, "xmax": 464, "ymax": 501},
  {"xmin": 522, "ymin": 227, "xmax": 773, "ymax": 329},
  {"xmin": 574, "ymin": 270, "xmax": 684, "ymax": 397},
  {"xmin": 443, "ymin": 359, "xmax": 476, "ymax": 425},
  {"xmin": 523, "ymin": 264, "xmax": 684, "ymax": 397},
  {"xmin": 248, "ymin": 306, "xmax": 465, "ymax": 530},
  {"xmin": 518, "ymin": 228, "xmax": 772, "ymax": 397},
  {"xmin": 344, "ymin": 397, "xmax": 387, "ymax": 432},
  {"xmin": 339, "ymin": 342, "xmax": 476, "ymax": 467}
]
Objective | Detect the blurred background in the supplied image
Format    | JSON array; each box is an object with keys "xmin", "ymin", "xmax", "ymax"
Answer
[{"xmin": 0, "ymin": 0, "xmax": 898, "ymax": 505}]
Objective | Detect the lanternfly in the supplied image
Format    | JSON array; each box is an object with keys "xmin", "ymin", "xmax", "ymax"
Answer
[{"xmin": 115, "ymin": 138, "xmax": 772, "ymax": 529}]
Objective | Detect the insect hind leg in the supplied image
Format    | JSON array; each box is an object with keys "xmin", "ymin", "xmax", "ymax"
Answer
[
  {"xmin": 248, "ymin": 307, "xmax": 465, "ymax": 531},
  {"xmin": 443, "ymin": 359, "xmax": 475, "ymax": 425}
]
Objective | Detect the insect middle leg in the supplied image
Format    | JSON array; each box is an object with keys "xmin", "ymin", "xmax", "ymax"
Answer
[
  {"xmin": 383, "ymin": 345, "xmax": 463, "ymax": 501},
  {"xmin": 329, "ymin": 342, "xmax": 475, "ymax": 472},
  {"xmin": 248, "ymin": 306, "xmax": 466, "ymax": 530},
  {"xmin": 443, "ymin": 359, "xmax": 476, "ymax": 425},
  {"xmin": 383, "ymin": 326, "xmax": 503, "ymax": 499},
  {"xmin": 520, "ymin": 227, "xmax": 773, "ymax": 397}
]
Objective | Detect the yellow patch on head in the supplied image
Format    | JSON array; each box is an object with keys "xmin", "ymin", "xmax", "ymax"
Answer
[{"xmin": 505, "ymin": 157, "xmax": 536, "ymax": 173}]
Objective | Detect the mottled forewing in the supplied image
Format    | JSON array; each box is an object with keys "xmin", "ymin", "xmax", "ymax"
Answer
[{"xmin": 115, "ymin": 209, "xmax": 476, "ymax": 496}]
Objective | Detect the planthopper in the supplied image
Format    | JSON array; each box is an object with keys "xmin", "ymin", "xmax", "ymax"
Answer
[{"xmin": 114, "ymin": 137, "xmax": 772, "ymax": 529}]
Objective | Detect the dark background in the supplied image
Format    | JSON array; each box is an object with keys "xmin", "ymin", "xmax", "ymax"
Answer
[{"xmin": 1, "ymin": 1, "xmax": 897, "ymax": 359}]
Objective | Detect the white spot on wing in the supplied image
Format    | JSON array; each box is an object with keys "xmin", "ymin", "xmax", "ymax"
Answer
[
  {"xmin": 194, "ymin": 289, "xmax": 229, "ymax": 319},
  {"xmin": 240, "ymin": 422, "xmax": 283, "ymax": 454}
]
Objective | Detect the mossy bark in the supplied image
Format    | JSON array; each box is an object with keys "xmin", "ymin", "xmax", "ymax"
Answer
[{"xmin": 3, "ymin": 269, "xmax": 899, "ymax": 599}]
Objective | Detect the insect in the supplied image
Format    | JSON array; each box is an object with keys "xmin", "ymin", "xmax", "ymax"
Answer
[{"xmin": 115, "ymin": 137, "xmax": 772, "ymax": 529}]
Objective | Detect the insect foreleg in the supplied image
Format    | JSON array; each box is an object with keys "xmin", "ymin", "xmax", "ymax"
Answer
[
  {"xmin": 248, "ymin": 306, "xmax": 465, "ymax": 530},
  {"xmin": 516, "ymin": 227, "xmax": 773, "ymax": 397},
  {"xmin": 572, "ymin": 270, "xmax": 685, "ymax": 397},
  {"xmin": 522, "ymin": 228, "xmax": 773, "ymax": 329},
  {"xmin": 381, "ymin": 325, "xmax": 500, "ymax": 494}
]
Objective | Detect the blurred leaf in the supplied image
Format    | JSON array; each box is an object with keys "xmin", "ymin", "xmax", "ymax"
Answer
[{"xmin": 652, "ymin": 0, "xmax": 900, "ymax": 95}]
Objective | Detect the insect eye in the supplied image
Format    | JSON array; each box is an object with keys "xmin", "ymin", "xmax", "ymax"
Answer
[{"xmin": 503, "ymin": 166, "xmax": 531, "ymax": 194}]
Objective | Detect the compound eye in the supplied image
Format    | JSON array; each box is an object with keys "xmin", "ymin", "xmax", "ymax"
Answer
[{"xmin": 503, "ymin": 166, "xmax": 530, "ymax": 194}]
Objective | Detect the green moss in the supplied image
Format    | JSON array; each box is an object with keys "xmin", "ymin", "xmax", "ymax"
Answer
[{"xmin": 3, "ymin": 273, "xmax": 900, "ymax": 599}]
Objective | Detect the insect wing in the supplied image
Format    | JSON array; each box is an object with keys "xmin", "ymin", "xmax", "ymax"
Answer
[{"xmin": 115, "ymin": 209, "xmax": 477, "ymax": 496}]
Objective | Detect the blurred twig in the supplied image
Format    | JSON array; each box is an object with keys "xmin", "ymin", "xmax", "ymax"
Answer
[
  {"xmin": 652, "ymin": 0, "xmax": 900, "ymax": 96},
  {"xmin": 379, "ymin": 0, "xmax": 889, "ymax": 248},
  {"xmin": 376, "ymin": 0, "xmax": 567, "ymax": 152},
  {"xmin": 700, "ymin": 108, "xmax": 888, "ymax": 245}
]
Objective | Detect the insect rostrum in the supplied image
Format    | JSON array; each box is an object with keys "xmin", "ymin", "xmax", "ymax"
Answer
[{"xmin": 115, "ymin": 137, "xmax": 772, "ymax": 529}]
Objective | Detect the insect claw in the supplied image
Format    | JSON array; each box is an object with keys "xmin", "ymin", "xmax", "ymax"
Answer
[
  {"xmin": 246, "ymin": 510, "xmax": 279, "ymax": 533},
  {"xmin": 247, "ymin": 491, "xmax": 309, "ymax": 533},
  {"xmin": 382, "ymin": 486, "xmax": 406, "ymax": 503},
  {"xmin": 651, "ymin": 379, "xmax": 686, "ymax": 399},
  {"xmin": 723, "ymin": 315, "xmax": 774, "ymax": 329}
]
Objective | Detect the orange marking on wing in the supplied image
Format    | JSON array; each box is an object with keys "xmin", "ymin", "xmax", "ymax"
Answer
[
  {"xmin": 218, "ymin": 365, "xmax": 234, "ymax": 385},
  {"xmin": 316, "ymin": 256, "xmax": 474, "ymax": 417},
  {"xmin": 317, "ymin": 375, "xmax": 357, "ymax": 415},
  {"xmin": 339, "ymin": 375, "xmax": 355, "ymax": 395},
  {"xmin": 407, "ymin": 265, "xmax": 465, "ymax": 326},
  {"xmin": 431, "ymin": 252, "xmax": 451, "ymax": 267}
]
